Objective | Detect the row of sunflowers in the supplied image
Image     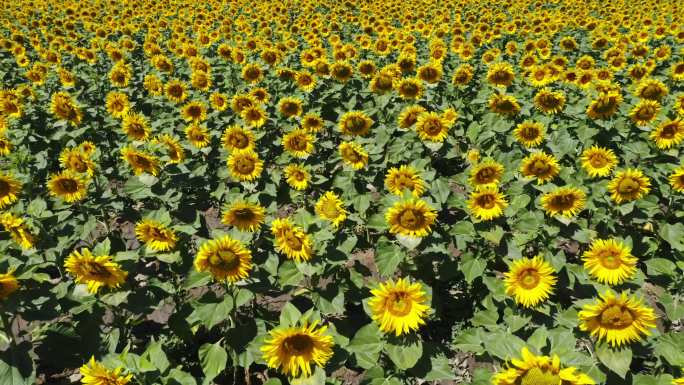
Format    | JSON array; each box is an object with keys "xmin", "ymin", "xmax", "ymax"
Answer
[{"xmin": 0, "ymin": 0, "xmax": 683, "ymax": 384}]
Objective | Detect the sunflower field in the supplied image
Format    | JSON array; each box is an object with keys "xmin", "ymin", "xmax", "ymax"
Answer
[{"xmin": 1, "ymin": 0, "xmax": 684, "ymax": 384}]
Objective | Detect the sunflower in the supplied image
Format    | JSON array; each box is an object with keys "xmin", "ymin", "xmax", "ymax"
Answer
[
  {"xmin": 315, "ymin": 191, "xmax": 347, "ymax": 228},
  {"xmin": 396, "ymin": 78, "xmax": 423, "ymax": 99},
  {"xmin": 295, "ymin": 71, "xmax": 317, "ymax": 92},
  {"xmin": 220, "ymin": 126, "xmax": 253, "ymax": 153},
  {"xmin": 154, "ymin": 134, "xmax": 185, "ymax": 164},
  {"xmin": 181, "ymin": 101, "xmax": 207, "ymax": 123},
  {"xmin": 271, "ymin": 218, "xmax": 313, "ymax": 262},
  {"xmin": 60, "ymin": 147, "xmax": 95, "ymax": 175},
  {"xmin": 469, "ymin": 159, "xmax": 504, "ymax": 188},
  {"xmin": 635, "ymin": 78, "xmax": 668, "ymax": 101},
  {"xmin": 79, "ymin": 357, "xmax": 132, "ymax": 385},
  {"xmin": 385, "ymin": 165, "xmax": 426, "ymax": 196},
  {"xmin": 64, "ymin": 248, "xmax": 128, "ymax": 294},
  {"xmin": 416, "ymin": 61, "xmax": 442, "ymax": 84},
  {"xmin": 512, "ymin": 120, "xmax": 544, "ymax": 148},
  {"xmin": 369, "ymin": 72, "xmax": 395, "ymax": 94},
  {"xmin": 261, "ymin": 322, "xmax": 334, "ymax": 378},
  {"xmin": 194, "ymin": 235, "xmax": 252, "ymax": 283},
  {"xmin": 534, "ymin": 88, "xmax": 566, "ymax": 115},
  {"xmin": 580, "ymin": 146, "xmax": 618, "ymax": 177},
  {"xmin": 492, "ymin": 347, "xmax": 595, "ymax": 385},
  {"xmin": 282, "ymin": 129, "xmax": 314, "ymax": 158},
  {"xmin": 582, "ymin": 239, "xmax": 637, "ymax": 285},
  {"xmin": 47, "ymin": 171, "xmax": 87, "ymax": 203},
  {"xmin": 0, "ymin": 270, "xmax": 19, "ymax": 300},
  {"xmin": 385, "ymin": 199, "xmax": 437, "ymax": 237},
  {"xmin": 210, "ymin": 92, "xmax": 229, "ymax": 111},
  {"xmin": 135, "ymin": 219, "xmax": 177, "ymax": 252},
  {"xmin": 222, "ymin": 201, "xmax": 266, "ymax": 232},
  {"xmin": 231, "ymin": 94, "xmax": 255, "ymax": 114},
  {"xmin": 249, "ymin": 88, "xmax": 270, "ymax": 104},
  {"xmin": 227, "ymin": 150, "xmax": 263, "ymax": 182},
  {"xmin": 108, "ymin": 63, "xmax": 131, "ymax": 87},
  {"xmin": 143, "ymin": 74, "xmax": 163, "ymax": 96},
  {"xmin": 278, "ymin": 97, "xmax": 304, "ymax": 119},
  {"xmin": 520, "ymin": 152, "xmax": 560, "ymax": 184},
  {"xmin": 397, "ymin": 105, "xmax": 426, "ymax": 129},
  {"xmin": 415, "ymin": 111, "xmax": 449, "ymax": 142},
  {"xmin": 301, "ymin": 113, "xmax": 324, "ymax": 133},
  {"xmin": 488, "ymin": 93, "xmax": 521, "ymax": 116},
  {"xmin": 368, "ymin": 278, "xmax": 429, "ymax": 336},
  {"xmin": 183, "ymin": 123, "xmax": 210, "ymax": 148},
  {"xmin": 339, "ymin": 111, "xmax": 373, "ymax": 137},
  {"xmin": 607, "ymin": 169, "xmax": 651, "ymax": 203},
  {"xmin": 504, "ymin": 255, "xmax": 557, "ymax": 308},
  {"xmin": 0, "ymin": 213, "xmax": 34, "ymax": 249},
  {"xmin": 339, "ymin": 142, "xmax": 368, "ymax": 170},
  {"xmin": 241, "ymin": 105, "xmax": 268, "ymax": 128},
  {"xmin": 284, "ymin": 164, "xmax": 310, "ymax": 191},
  {"xmin": 120, "ymin": 146, "xmax": 160, "ymax": 176},
  {"xmin": 578, "ymin": 291, "xmax": 657, "ymax": 347},
  {"xmin": 121, "ymin": 112, "xmax": 151, "ymax": 141},
  {"xmin": 674, "ymin": 379, "xmax": 684, "ymax": 385},
  {"xmin": 165, "ymin": 79, "xmax": 187, "ymax": 104},
  {"xmin": 452, "ymin": 64, "xmax": 474, "ymax": 87},
  {"xmin": 0, "ymin": 173, "xmax": 21, "ymax": 209},
  {"xmin": 468, "ymin": 187, "xmax": 508, "ymax": 221},
  {"xmin": 331, "ymin": 61, "xmax": 353, "ymax": 82},
  {"xmin": 650, "ymin": 119, "xmax": 684, "ymax": 149},
  {"xmin": 586, "ymin": 91, "xmax": 623, "ymax": 120},
  {"xmin": 629, "ymin": 100, "xmax": 661, "ymax": 126},
  {"xmin": 541, "ymin": 187, "xmax": 586, "ymax": 217},
  {"xmin": 242, "ymin": 63, "xmax": 263, "ymax": 83},
  {"xmin": 487, "ymin": 62, "xmax": 515, "ymax": 87},
  {"xmin": 50, "ymin": 91, "xmax": 82, "ymax": 125},
  {"xmin": 105, "ymin": 91, "xmax": 130, "ymax": 119},
  {"xmin": 670, "ymin": 166, "xmax": 684, "ymax": 193}
]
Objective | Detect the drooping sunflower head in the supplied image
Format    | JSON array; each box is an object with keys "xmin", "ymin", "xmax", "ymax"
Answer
[
  {"xmin": 513, "ymin": 120, "xmax": 545, "ymax": 148},
  {"xmin": 487, "ymin": 61, "xmax": 515, "ymax": 87},
  {"xmin": 278, "ymin": 96, "xmax": 304, "ymax": 119},
  {"xmin": 369, "ymin": 71, "xmax": 395, "ymax": 94},
  {"xmin": 415, "ymin": 111, "xmax": 449, "ymax": 142},
  {"xmin": 385, "ymin": 165, "xmax": 426, "ymax": 197},
  {"xmin": 467, "ymin": 187, "xmax": 508, "ymax": 221},
  {"xmin": 368, "ymin": 278, "xmax": 429, "ymax": 336},
  {"xmin": 282, "ymin": 129, "xmax": 314, "ymax": 158},
  {"xmin": 50, "ymin": 91, "xmax": 82, "ymax": 125},
  {"xmin": 315, "ymin": 191, "xmax": 347, "ymax": 228},
  {"xmin": 520, "ymin": 152, "xmax": 560, "ymax": 184},
  {"xmin": 586, "ymin": 91, "xmax": 623, "ymax": 120},
  {"xmin": 669, "ymin": 166, "xmax": 684, "ymax": 193},
  {"xmin": 578, "ymin": 290, "xmax": 657, "ymax": 347},
  {"xmin": 64, "ymin": 248, "xmax": 128, "ymax": 294},
  {"xmin": 261, "ymin": 321, "xmax": 334, "ymax": 378},
  {"xmin": 153, "ymin": 134, "xmax": 185, "ymax": 164},
  {"xmin": 0, "ymin": 213, "xmax": 35, "ymax": 249},
  {"xmin": 339, "ymin": 141, "xmax": 368, "ymax": 170},
  {"xmin": 222, "ymin": 201, "xmax": 266, "ymax": 232},
  {"xmin": 194, "ymin": 235, "xmax": 252, "ymax": 283},
  {"xmin": 580, "ymin": 146, "xmax": 618, "ymax": 177},
  {"xmin": 629, "ymin": 100, "xmax": 661, "ymax": 126},
  {"xmin": 284, "ymin": 164, "xmax": 310, "ymax": 191},
  {"xmin": 339, "ymin": 111, "xmax": 373, "ymax": 137},
  {"xmin": 121, "ymin": 146, "xmax": 160, "ymax": 176},
  {"xmin": 469, "ymin": 159, "xmax": 504, "ymax": 188},
  {"xmin": 492, "ymin": 347, "xmax": 595, "ymax": 385},
  {"xmin": 385, "ymin": 198, "xmax": 437, "ymax": 237},
  {"xmin": 540, "ymin": 186, "xmax": 586, "ymax": 218},
  {"xmin": 47, "ymin": 171, "xmax": 87, "ymax": 203},
  {"xmin": 650, "ymin": 119, "xmax": 684, "ymax": 149},
  {"xmin": 135, "ymin": 219, "xmax": 177, "ymax": 252},
  {"xmin": 227, "ymin": 150, "xmax": 263, "ymax": 182},
  {"xmin": 488, "ymin": 93, "xmax": 521, "ymax": 117},
  {"xmin": 534, "ymin": 88, "xmax": 566, "ymax": 115},
  {"xmin": 582, "ymin": 239, "xmax": 637, "ymax": 285},
  {"xmin": 79, "ymin": 357, "xmax": 132, "ymax": 385},
  {"xmin": 0, "ymin": 173, "xmax": 21, "ymax": 209},
  {"xmin": 0, "ymin": 270, "xmax": 19, "ymax": 300},
  {"xmin": 271, "ymin": 218, "xmax": 313, "ymax": 262},
  {"xmin": 607, "ymin": 168, "xmax": 651, "ymax": 204},
  {"xmin": 504, "ymin": 255, "xmax": 557, "ymax": 308},
  {"xmin": 397, "ymin": 105, "xmax": 426, "ymax": 129},
  {"xmin": 635, "ymin": 78, "xmax": 669, "ymax": 101}
]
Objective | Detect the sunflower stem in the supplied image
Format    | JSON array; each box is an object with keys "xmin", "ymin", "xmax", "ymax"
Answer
[{"xmin": 0, "ymin": 307, "xmax": 14, "ymax": 348}]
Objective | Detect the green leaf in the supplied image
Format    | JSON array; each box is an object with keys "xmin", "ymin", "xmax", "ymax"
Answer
[
  {"xmin": 198, "ymin": 342, "xmax": 227, "ymax": 385},
  {"xmin": 460, "ymin": 256, "xmax": 487, "ymax": 284},
  {"xmin": 348, "ymin": 323, "xmax": 384, "ymax": 369},
  {"xmin": 375, "ymin": 240, "xmax": 405, "ymax": 277},
  {"xmin": 659, "ymin": 223, "xmax": 684, "ymax": 251},
  {"xmin": 526, "ymin": 326, "xmax": 549, "ymax": 352},
  {"xmin": 482, "ymin": 331, "xmax": 526, "ymax": 360},
  {"xmin": 145, "ymin": 340, "xmax": 170, "ymax": 372},
  {"xmin": 653, "ymin": 332, "xmax": 684, "ymax": 366},
  {"xmin": 165, "ymin": 368, "xmax": 198, "ymax": 385},
  {"xmin": 385, "ymin": 338, "xmax": 423, "ymax": 370},
  {"xmin": 595, "ymin": 344, "xmax": 632, "ymax": 379},
  {"xmin": 290, "ymin": 366, "xmax": 326, "ymax": 385},
  {"xmin": 279, "ymin": 302, "xmax": 302, "ymax": 327},
  {"xmin": 644, "ymin": 258, "xmax": 677, "ymax": 276},
  {"xmin": 423, "ymin": 355, "xmax": 456, "ymax": 381},
  {"xmin": 189, "ymin": 296, "xmax": 234, "ymax": 330},
  {"xmin": 395, "ymin": 234, "xmax": 422, "ymax": 250},
  {"xmin": 0, "ymin": 342, "xmax": 35, "ymax": 385}
]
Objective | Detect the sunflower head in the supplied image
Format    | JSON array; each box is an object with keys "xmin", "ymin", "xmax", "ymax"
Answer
[
  {"xmin": 0, "ymin": 271, "xmax": 19, "ymax": 300},
  {"xmin": 339, "ymin": 111, "xmax": 373, "ymax": 137},
  {"xmin": 48, "ymin": 171, "xmax": 87, "ymax": 203},
  {"xmin": 221, "ymin": 125, "xmax": 255, "ymax": 152},
  {"xmin": 282, "ymin": 129, "xmax": 314, "ymax": 158},
  {"xmin": 385, "ymin": 198, "xmax": 437, "ymax": 237},
  {"xmin": 415, "ymin": 111, "xmax": 449, "ymax": 142},
  {"xmin": 492, "ymin": 347, "xmax": 595, "ymax": 385},
  {"xmin": 520, "ymin": 152, "xmax": 560, "ymax": 184},
  {"xmin": 513, "ymin": 121, "xmax": 545, "ymax": 147},
  {"xmin": 227, "ymin": 150, "xmax": 263, "ymax": 182},
  {"xmin": 541, "ymin": 186, "xmax": 586, "ymax": 218},
  {"xmin": 271, "ymin": 218, "xmax": 313, "ymax": 262},
  {"xmin": 0, "ymin": 213, "xmax": 35, "ymax": 249},
  {"xmin": 534, "ymin": 88, "xmax": 566, "ymax": 115},
  {"xmin": 629, "ymin": 100, "xmax": 661, "ymax": 126},
  {"xmin": 488, "ymin": 93, "xmax": 521, "ymax": 117},
  {"xmin": 650, "ymin": 119, "xmax": 684, "ymax": 149},
  {"xmin": 278, "ymin": 96, "xmax": 304, "ymax": 119},
  {"xmin": 469, "ymin": 159, "xmax": 504, "ymax": 188},
  {"xmin": 64, "ymin": 248, "xmax": 128, "ymax": 294},
  {"xmin": 397, "ymin": 105, "xmax": 426, "ymax": 129},
  {"xmin": 135, "ymin": 219, "xmax": 177, "ymax": 252},
  {"xmin": 635, "ymin": 78, "xmax": 668, "ymax": 101},
  {"xmin": 0, "ymin": 173, "xmax": 21, "ymax": 209},
  {"xmin": 385, "ymin": 165, "xmax": 426, "ymax": 196},
  {"xmin": 222, "ymin": 201, "xmax": 266, "ymax": 232},
  {"xmin": 607, "ymin": 168, "xmax": 651, "ymax": 203},
  {"xmin": 339, "ymin": 142, "xmax": 368, "ymax": 170},
  {"xmin": 261, "ymin": 321, "xmax": 334, "ymax": 378},
  {"xmin": 121, "ymin": 146, "xmax": 160, "ymax": 176},
  {"xmin": 315, "ymin": 191, "xmax": 347, "ymax": 228},
  {"xmin": 487, "ymin": 62, "xmax": 515, "ymax": 87},
  {"xmin": 396, "ymin": 77, "xmax": 424, "ymax": 99},
  {"xmin": 579, "ymin": 291, "xmax": 657, "ymax": 347},
  {"xmin": 80, "ymin": 357, "xmax": 132, "ymax": 385},
  {"xmin": 194, "ymin": 235, "xmax": 252, "ymax": 283},
  {"xmin": 586, "ymin": 91, "xmax": 623, "ymax": 120},
  {"xmin": 582, "ymin": 239, "xmax": 637, "ymax": 285},
  {"xmin": 504, "ymin": 255, "xmax": 556, "ymax": 308},
  {"xmin": 580, "ymin": 146, "xmax": 617, "ymax": 177},
  {"xmin": 467, "ymin": 187, "xmax": 508, "ymax": 221},
  {"xmin": 368, "ymin": 278, "xmax": 429, "ymax": 336},
  {"xmin": 669, "ymin": 166, "xmax": 684, "ymax": 193}
]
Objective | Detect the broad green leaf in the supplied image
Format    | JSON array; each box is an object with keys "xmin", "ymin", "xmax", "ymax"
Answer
[
  {"xmin": 595, "ymin": 344, "xmax": 631, "ymax": 379},
  {"xmin": 198, "ymin": 342, "xmax": 227, "ymax": 384},
  {"xmin": 385, "ymin": 338, "xmax": 423, "ymax": 370}
]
